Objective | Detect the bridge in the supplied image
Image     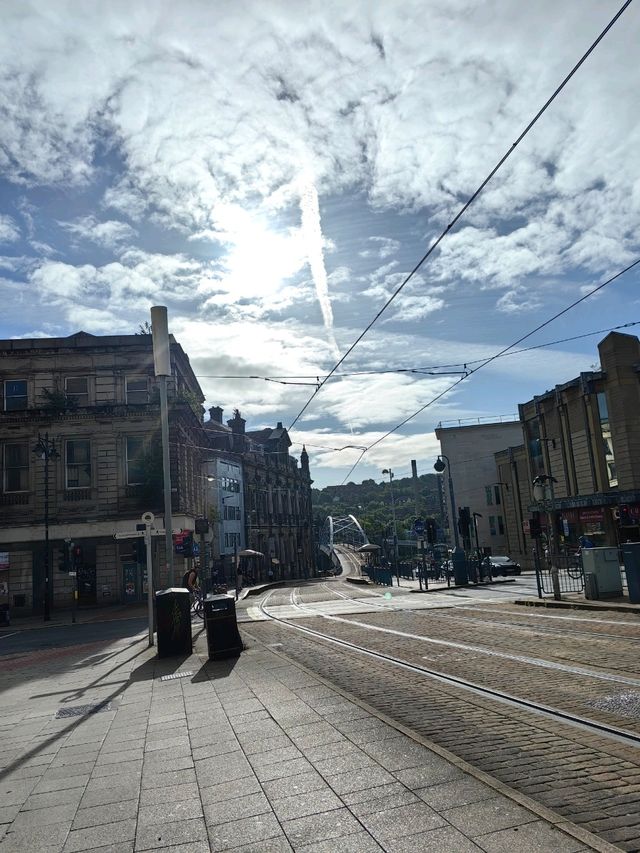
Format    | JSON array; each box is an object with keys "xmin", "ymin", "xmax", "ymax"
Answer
[{"xmin": 319, "ymin": 515, "xmax": 369, "ymax": 569}]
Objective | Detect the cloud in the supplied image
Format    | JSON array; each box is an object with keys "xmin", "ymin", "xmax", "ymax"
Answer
[
  {"xmin": 59, "ymin": 215, "xmax": 137, "ymax": 249},
  {"xmin": 0, "ymin": 214, "xmax": 20, "ymax": 243}
]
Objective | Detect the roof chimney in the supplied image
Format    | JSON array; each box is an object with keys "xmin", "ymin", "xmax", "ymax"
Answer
[{"xmin": 209, "ymin": 406, "xmax": 223, "ymax": 424}]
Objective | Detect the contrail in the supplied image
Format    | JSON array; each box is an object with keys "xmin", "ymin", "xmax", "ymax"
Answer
[{"xmin": 299, "ymin": 173, "xmax": 340, "ymax": 360}]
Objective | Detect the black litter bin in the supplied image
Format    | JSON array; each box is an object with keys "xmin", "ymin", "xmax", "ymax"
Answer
[
  {"xmin": 204, "ymin": 594, "xmax": 243, "ymax": 660},
  {"xmin": 155, "ymin": 588, "xmax": 192, "ymax": 658}
]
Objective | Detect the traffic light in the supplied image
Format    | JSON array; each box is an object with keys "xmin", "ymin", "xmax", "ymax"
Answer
[
  {"xmin": 58, "ymin": 540, "xmax": 72, "ymax": 572},
  {"xmin": 425, "ymin": 518, "xmax": 437, "ymax": 544},
  {"xmin": 457, "ymin": 507, "xmax": 471, "ymax": 538},
  {"xmin": 182, "ymin": 532, "xmax": 194, "ymax": 558},
  {"xmin": 71, "ymin": 544, "xmax": 83, "ymax": 570},
  {"xmin": 529, "ymin": 512, "xmax": 541, "ymax": 538},
  {"xmin": 134, "ymin": 539, "xmax": 147, "ymax": 564},
  {"xmin": 619, "ymin": 505, "xmax": 631, "ymax": 526}
]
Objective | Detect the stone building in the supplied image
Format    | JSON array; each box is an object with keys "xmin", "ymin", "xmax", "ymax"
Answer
[
  {"xmin": 435, "ymin": 419, "xmax": 525, "ymax": 555},
  {"xmin": 0, "ymin": 331, "xmax": 207, "ymax": 617},
  {"xmin": 204, "ymin": 407, "xmax": 314, "ymax": 581},
  {"xmin": 517, "ymin": 331, "xmax": 640, "ymax": 552}
]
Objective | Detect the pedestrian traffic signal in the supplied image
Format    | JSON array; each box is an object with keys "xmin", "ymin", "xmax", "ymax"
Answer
[
  {"xmin": 72, "ymin": 544, "xmax": 83, "ymax": 569},
  {"xmin": 58, "ymin": 540, "xmax": 72, "ymax": 572},
  {"xmin": 457, "ymin": 507, "xmax": 471, "ymax": 537}
]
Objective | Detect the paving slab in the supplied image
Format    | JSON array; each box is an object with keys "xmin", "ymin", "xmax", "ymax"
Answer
[{"xmin": 0, "ymin": 617, "xmax": 611, "ymax": 853}]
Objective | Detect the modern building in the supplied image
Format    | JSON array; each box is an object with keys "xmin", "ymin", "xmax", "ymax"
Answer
[
  {"xmin": 517, "ymin": 331, "xmax": 640, "ymax": 552},
  {"xmin": 435, "ymin": 418, "xmax": 525, "ymax": 556},
  {"xmin": 0, "ymin": 331, "xmax": 207, "ymax": 617}
]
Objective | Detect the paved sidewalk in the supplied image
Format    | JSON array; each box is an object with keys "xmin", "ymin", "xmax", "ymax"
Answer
[{"xmin": 0, "ymin": 621, "xmax": 616, "ymax": 852}]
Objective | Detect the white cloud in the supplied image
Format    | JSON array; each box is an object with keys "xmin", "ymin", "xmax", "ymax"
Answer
[
  {"xmin": 59, "ymin": 215, "xmax": 137, "ymax": 249},
  {"xmin": 0, "ymin": 214, "xmax": 20, "ymax": 243}
]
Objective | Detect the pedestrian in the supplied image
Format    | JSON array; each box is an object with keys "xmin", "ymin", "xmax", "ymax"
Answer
[
  {"xmin": 235, "ymin": 567, "xmax": 243, "ymax": 600},
  {"xmin": 181, "ymin": 565, "xmax": 198, "ymax": 593}
]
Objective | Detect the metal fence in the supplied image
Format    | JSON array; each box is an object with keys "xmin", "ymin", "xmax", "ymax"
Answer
[{"xmin": 535, "ymin": 553, "xmax": 584, "ymax": 597}]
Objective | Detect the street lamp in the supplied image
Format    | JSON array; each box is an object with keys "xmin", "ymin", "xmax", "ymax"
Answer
[
  {"xmin": 434, "ymin": 455, "xmax": 460, "ymax": 549},
  {"xmin": 382, "ymin": 469, "xmax": 399, "ymax": 586},
  {"xmin": 32, "ymin": 433, "xmax": 59, "ymax": 621}
]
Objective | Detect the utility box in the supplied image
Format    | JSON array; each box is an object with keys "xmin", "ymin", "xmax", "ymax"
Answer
[
  {"xmin": 155, "ymin": 588, "xmax": 192, "ymax": 657},
  {"xmin": 204, "ymin": 594, "xmax": 243, "ymax": 660},
  {"xmin": 581, "ymin": 547, "xmax": 622, "ymax": 598},
  {"xmin": 622, "ymin": 542, "xmax": 640, "ymax": 604},
  {"xmin": 451, "ymin": 548, "xmax": 468, "ymax": 586}
]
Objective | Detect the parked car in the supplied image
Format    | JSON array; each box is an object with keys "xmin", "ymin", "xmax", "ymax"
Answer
[{"xmin": 484, "ymin": 556, "xmax": 521, "ymax": 576}]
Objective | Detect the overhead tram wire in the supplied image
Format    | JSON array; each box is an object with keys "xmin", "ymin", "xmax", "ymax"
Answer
[
  {"xmin": 194, "ymin": 320, "xmax": 640, "ymax": 383},
  {"xmin": 287, "ymin": 0, "xmax": 634, "ymax": 433},
  {"xmin": 340, "ymin": 255, "xmax": 640, "ymax": 484}
]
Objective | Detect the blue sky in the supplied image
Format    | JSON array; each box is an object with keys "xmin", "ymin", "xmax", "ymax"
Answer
[{"xmin": 1, "ymin": 0, "xmax": 639, "ymax": 487}]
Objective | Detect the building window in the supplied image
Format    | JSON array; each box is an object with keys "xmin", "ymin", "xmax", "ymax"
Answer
[
  {"xmin": 494, "ymin": 485, "xmax": 501, "ymax": 505},
  {"xmin": 597, "ymin": 392, "xmax": 617, "ymax": 488},
  {"xmin": 224, "ymin": 533, "xmax": 240, "ymax": 549},
  {"xmin": 65, "ymin": 377, "xmax": 89, "ymax": 407},
  {"xmin": 485, "ymin": 486, "xmax": 493, "ymax": 505},
  {"xmin": 489, "ymin": 515, "xmax": 497, "ymax": 536},
  {"xmin": 526, "ymin": 418, "xmax": 545, "ymax": 476},
  {"xmin": 66, "ymin": 440, "xmax": 91, "ymax": 488},
  {"xmin": 126, "ymin": 436, "xmax": 145, "ymax": 485},
  {"xmin": 498, "ymin": 516, "xmax": 505, "ymax": 535},
  {"xmin": 3, "ymin": 443, "xmax": 29, "ymax": 492},
  {"xmin": 126, "ymin": 377, "xmax": 148, "ymax": 405},
  {"xmin": 4, "ymin": 379, "xmax": 27, "ymax": 411}
]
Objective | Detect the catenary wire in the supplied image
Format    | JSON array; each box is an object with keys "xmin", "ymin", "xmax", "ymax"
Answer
[
  {"xmin": 287, "ymin": 0, "xmax": 634, "ymax": 432},
  {"xmin": 194, "ymin": 320, "xmax": 639, "ymax": 383},
  {"xmin": 340, "ymin": 256, "xmax": 640, "ymax": 483}
]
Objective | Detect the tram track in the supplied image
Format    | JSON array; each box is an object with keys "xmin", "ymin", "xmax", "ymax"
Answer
[
  {"xmin": 262, "ymin": 588, "xmax": 640, "ymax": 746},
  {"xmin": 245, "ymin": 587, "xmax": 640, "ymax": 850}
]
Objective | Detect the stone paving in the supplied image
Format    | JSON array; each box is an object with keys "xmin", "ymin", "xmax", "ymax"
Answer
[{"xmin": 0, "ymin": 619, "xmax": 609, "ymax": 852}]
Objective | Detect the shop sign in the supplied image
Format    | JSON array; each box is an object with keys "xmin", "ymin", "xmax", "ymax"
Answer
[
  {"xmin": 579, "ymin": 508, "xmax": 604, "ymax": 523},
  {"xmin": 0, "ymin": 552, "xmax": 8, "ymax": 571}
]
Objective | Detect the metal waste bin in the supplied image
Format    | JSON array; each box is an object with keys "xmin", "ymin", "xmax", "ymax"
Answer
[
  {"xmin": 204, "ymin": 594, "xmax": 243, "ymax": 660},
  {"xmin": 622, "ymin": 542, "xmax": 640, "ymax": 604},
  {"xmin": 584, "ymin": 572, "xmax": 599, "ymax": 601},
  {"xmin": 451, "ymin": 548, "xmax": 468, "ymax": 586},
  {"xmin": 155, "ymin": 588, "xmax": 192, "ymax": 658}
]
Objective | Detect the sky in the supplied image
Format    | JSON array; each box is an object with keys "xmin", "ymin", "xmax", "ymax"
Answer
[{"xmin": 1, "ymin": 0, "xmax": 639, "ymax": 488}]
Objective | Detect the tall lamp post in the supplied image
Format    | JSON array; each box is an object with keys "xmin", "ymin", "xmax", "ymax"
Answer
[
  {"xmin": 32, "ymin": 433, "xmax": 59, "ymax": 622},
  {"xmin": 382, "ymin": 468, "xmax": 399, "ymax": 586},
  {"xmin": 434, "ymin": 455, "xmax": 460, "ymax": 549}
]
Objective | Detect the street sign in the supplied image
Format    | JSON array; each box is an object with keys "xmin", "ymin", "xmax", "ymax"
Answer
[
  {"xmin": 413, "ymin": 518, "xmax": 425, "ymax": 535},
  {"xmin": 114, "ymin": 530, "xmax": 165, "ymax": 540}
]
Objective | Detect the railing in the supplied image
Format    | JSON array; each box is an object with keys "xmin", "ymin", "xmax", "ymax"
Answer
[
  {"xmin": 0, "ymin": 493, "xmax": 29, "ymax": 505},
  {"xmin": 64, "ymin": 489, "xmax": 92, "ymax": 502},
  {"xmin": 535, "ymin": 553, "xmax": 584, "ymax": 597}
]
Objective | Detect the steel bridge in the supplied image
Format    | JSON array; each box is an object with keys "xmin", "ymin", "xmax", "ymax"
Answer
[{"xmin": 319, "ymin": 515, "xmax": 369, "ymax": 565}]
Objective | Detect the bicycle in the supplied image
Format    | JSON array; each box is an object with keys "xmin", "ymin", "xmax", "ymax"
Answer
[{"xmin": 190, "ymin": 587, "xmax": 204, "ymax": 619}]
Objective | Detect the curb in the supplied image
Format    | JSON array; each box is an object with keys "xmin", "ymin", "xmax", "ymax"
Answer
[
  {"xmin": 514, "ymin": 598, "xmax": 640, "ymax": 615},
  {"xmin": 240, "ymin": 625, "xmax": 617, "ymax": 853}
]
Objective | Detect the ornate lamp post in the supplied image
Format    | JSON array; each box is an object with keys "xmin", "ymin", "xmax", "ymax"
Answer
[
  {"xmin": 533, "ymin": 473, "xmax": 560, "ymax": 600},
  {"xmin": 434, "ymin": 455, "xmax": 460, "ymax": 549},
  {"xmin": 32, "ymin": 433, "xmax": 59, "ymax": 621}
]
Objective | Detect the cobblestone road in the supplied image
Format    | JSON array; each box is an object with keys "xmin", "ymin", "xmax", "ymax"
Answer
[{"xmin": 243, "ymin": 587, "xmax": 640, "ymax": 851}]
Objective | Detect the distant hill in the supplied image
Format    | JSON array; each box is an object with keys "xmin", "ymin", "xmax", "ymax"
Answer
[{"xmin": 312, "ymin": 474, "xmax": 443, "ymax": 546}]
